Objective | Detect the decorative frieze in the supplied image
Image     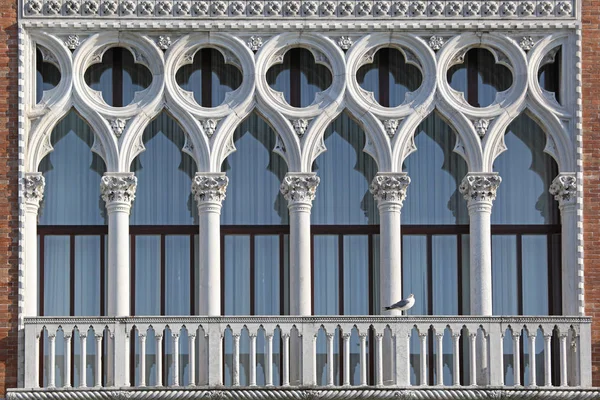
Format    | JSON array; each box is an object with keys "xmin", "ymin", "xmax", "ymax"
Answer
[
  {"xmin": 100, "ymin": 173, "xmax": 137, "ymax": 206},
  {"xmin": 280, "ymin": 174, "xmax": 320, "ymax": 203},
  {"xmin": 370, "ymin": 173, "xmax": 410, "ymax": 205},
  {"xmin": 459, "ymin": 173, "xmax": 501, "ymax": 203},
  {"xmin": 549, "ymin": 173, "xmax": 576, "ymax": 206},
  {"xmin": 192, "ymin": 173, "xmax": 229, "ymax": 203},
  {"xmin": 23, "ymin": 173, "xmax": 45, "ymax": 209},
  {"xmin": 23, "ymin": 0, "xmax": 575, "ymax": 17}
]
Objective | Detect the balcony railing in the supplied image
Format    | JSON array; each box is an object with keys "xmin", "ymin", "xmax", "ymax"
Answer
[{"xmin": 21, "ymin": 315, "xmax": 591, "ymax": 391}]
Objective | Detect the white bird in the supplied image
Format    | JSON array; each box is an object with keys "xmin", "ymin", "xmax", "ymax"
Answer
[{"xmin": 383, "ymin": 294, "xmax": 415, "ymax": 315}]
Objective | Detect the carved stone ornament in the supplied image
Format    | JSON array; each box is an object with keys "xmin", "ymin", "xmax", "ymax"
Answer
[
  {"xmin": 549, "ymin": 173, "xmax": 576, "ymax": 205},
  {"xmin": 337, "ymin": 36, "xmax": 353, "ymax": 50},
  {"xmin": 100, "ymin": 174, "xmax": 137, "ymax": 206},
  {"xmin": 428, "ymin": 35, "xmax": 444, "ymax": 50},
  {"xmin": 369, "ymin": 173, "xmax": 410, "ymax": 205},
  {"xmin": 247, "ymin": 36, "xmax": 263, "ymax": 51},
  {"xmin": 292, "ymin": 119, "xmax": 309, "ymax": 137},
  {"xmin": 65, "ymin": 34, "xmax": 81, "ymax": 50},
  {"xmin": 280, "ymin": 174, "xmax": 320, "ymax": 203},
  {"xmin": 519, "ymin": 36, "xmax": 535, "ymax": 51},
  {"xmin": 459, "ymin": 174, "xmax": 502, "ymax": 203},
  {"xmin": 23, "ymin": 173, "xmax": 45, "ymax": 208},
  {"xmin": 192, "ymin": 174, "xmax": 229, "ymax": 203},
  {"xmin": 157, "ymin": 35, "xmax": 172, "ymax": 50},
  {"xmin": 110, "ymin": 118, "xmax": 128, "ymax": 138},
  {"xmin": 201, "ymin": 119, "xmax": 219, "ymax": 138},
  {"xmin": 473, "ymin": 118, "xmax": 490, "ymax": 138},
  {"xmin": 383, "ymin": 119, "xmax": 400, "ymax": 138}
]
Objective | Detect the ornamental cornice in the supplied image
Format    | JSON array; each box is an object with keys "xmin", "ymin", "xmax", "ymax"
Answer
[
  {"xmin": 22, "ymin": 0, "xmax": 576, "ymax": 19},
  {"xmin": 280, "ymin": 173, "xmax": 320, "ymax": 204},
  {"xmin": 23, "ymin": 173, "xmax": 45, "ymax": 209},
  {"xmin": 459, "ymin": 173, "xmax": 501, "ymax": 203},
  {"xmin": 549, "ymin": 173, "xmax": 576, "ymax": 207},
  {"xmin": 191, "ymin": 173, "xmax": 229, "ymax": 204},
  {"xmin": 369, "ymin": 173, "xmax": 410, "ymax": 205},
  {"xmin": 100, "ymin": 173, "xmax": 137, "ymax": 207}
]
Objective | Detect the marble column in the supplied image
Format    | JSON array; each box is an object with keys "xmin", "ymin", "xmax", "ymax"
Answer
[
  {"xmin": 459, "ymin": 173, "xmax": 501, "ymax": 316},
  {"xmin": 192, "ymin": 172, "xmax": 228, "ymax": 316},
  {"xmin": 23, "ymin": 173, "xmax": 45, "ymax": 317}
]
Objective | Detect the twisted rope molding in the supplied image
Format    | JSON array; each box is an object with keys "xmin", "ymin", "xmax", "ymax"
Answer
[{"xmin": 7, "ymin": 388, "xmax": 600, "ymax": 400}]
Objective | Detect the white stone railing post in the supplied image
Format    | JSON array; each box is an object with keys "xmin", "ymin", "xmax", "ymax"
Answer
[
  {"xmin": 192, "ymin": 173, "xmax": 228, "ymax": 316},
  {"xmin": 459, "ymin": 173, "xmax": 501, "ymax": 316},
  {"xmin": 370, "ymin": 173, "xmax": 410, "ymax": 316},
  {"xmin": 280, "ymin": 173, "xmax": 319, "ymax": 316},
  {"xmin": 549, "ymin": 173, "xmax": 578, "ymax": 315},
  {"xmin": 23, "ymin": 173, "xmax": 44, "ymax": 317},
  {"xmin": 101, "ymin": 173, "xmax": 137, "ymax": 317}
]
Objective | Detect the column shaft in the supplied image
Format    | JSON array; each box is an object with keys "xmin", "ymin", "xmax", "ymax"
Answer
[{"xmin": 23, "ymin": 173, "xmax": 45, "ymax": 317}]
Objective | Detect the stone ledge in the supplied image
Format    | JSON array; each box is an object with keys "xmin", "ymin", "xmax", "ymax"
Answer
[{"xmin": 7, "ymin": 387, "xmax": 600, "ymax": 400}]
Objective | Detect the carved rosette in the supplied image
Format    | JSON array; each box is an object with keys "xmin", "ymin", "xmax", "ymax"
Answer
[
  {"xmin": 23, "ymin": 173, "xmax": 45, "ymax": 211},
  {"xmin": 100, "ymin": 173, "xmax": 137, "ymax": 210},
  {"xmin": 459, "ymin": 173, "xmax": 501, "ymax": 204},
  {"xmin": 192, "ymin": 173, "xmax": 229, "ymax": 204},
  {"xmin": 369, "ymin": 173, "xmax": 410, "ymax": 206},
  {"xmin": 549, "ymin": 173, "xmax": 576, "ymax": 208},
  {"xmin": 280, "ymin": 174, "xmax": 320, "ymax": 205}
]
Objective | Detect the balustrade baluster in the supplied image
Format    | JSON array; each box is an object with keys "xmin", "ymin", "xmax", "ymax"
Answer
[
  {"xmin": 232, "ymin": 333, "xmax": 240, "ymax": 386},
  {"xmin": 419, "ymin": 332, "xmax": 427, "ymax": 386},
  {"xmin": 189, "ymin": 333, "xmax": 197, "ymax": 386},
  {"xmin": 266, "ymin": 334, "xmax": 274, "ymax": 386},
  {"xmin": 359, "ymin": 333, "xmax": 367, "ymax": 386},
  {"xmin": 249, "ymin": 334, "xmax": 257, "ymax": 386},
  {"xmin": 452, "ymin": 332, "xmax": 460, "ymax": 387},
  {"xmin": 529, "ymin": 332, "xmax": 537, "ymax": 387},
  {"xmin": 64, "ymin": 333, "xmax": 72, "ymax": 388},
  {"xmin": 156, "ymin": 333, "xmax": 163, "ymax": 387},
  {"xmin": 48, "ymin": 333, "xmax": 56, "ymax": 389},
  {"xmin": 95, "ymin": 333, "xmax": 103, "ymax": 387},
  {"xmin": 560, "ymin": 333, "xmax": 568, "ymax": 386},
  {"xmin": 469, "ymin": 333, "xmax": 477, "ymax": 386},
  {"xmin": 512, "ymin": 331, "xmax": 521, "ymax": 386},
  {"xmin": 544, "ymin": 333, "xmax": 552, "ymax": 386},
  {"xmin": 139, "ymin": 334, "xmax": 147, "ymax": 387},
  {"xmin": 376, "ymin": 333, "xmax": 383, "ymax": 386},
  {"xmin": 436, "ymin": 332, "xmax": 444, "ymax": 386},
  {"xmin": 80, "ymin": 333, "xmax": 87, "ymax": 388},
  {"xmin": 172, "ymin": 333, "xmax": 180, "ymax": 387},
  {"xmin": 327, "ymin": 333, "xmax": 335, "ymax": 386},
  {"xmin": 342, "ymin": 333, "xmax": 350, "ymax": 386},
  {"xmin": 282, "ymin": 334, "xmax": 290, "ymax": 387}
]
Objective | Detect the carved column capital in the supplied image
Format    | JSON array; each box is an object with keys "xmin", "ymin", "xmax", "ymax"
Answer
[
  {"xmin": 549, "ymin": 173, "xmax": 576, "ymax": 210},
  {"xmin": 369, "ymin": 173, "xmax": 410, "ymax": 207},
  {"xmin": 23, "ymin": 172, "xmax": 45, "ymax": 212},
  {"xmin": 459, "ymin": 173, "xmax": 501, "ymax": 206},
  {"xmin": 101, "ymin": 173, "xmax": 137, "ymax": 213},
  {"xmin": 280, "ymin": 173, "xmax": 320, "ymax": 206},
  {"xmin": 192, "ymin": 172, "xmax": 228, "ymax": 207}
]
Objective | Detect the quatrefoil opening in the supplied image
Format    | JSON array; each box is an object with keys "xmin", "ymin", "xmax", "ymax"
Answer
[
  {"xmin": 447, "ymin": 47, "xmax": 513, "ymax": 108},
  {"xmin": 36, "ymin": 47, "xmax": 61, "ymax": 104},
  {"xmin": 356, "ymin": 47, "xmax": 423, "ymax": 108},
  {"xmin": 84, "ymin": 47, "xmax": 152, "ymax": 107},
  {"xmin": 176, "ymin": 48, "xmax": 243, "ymax": 108},
  {"xmin": 266, "ymin": 47, "xmax": 333, "ymax": 108}
]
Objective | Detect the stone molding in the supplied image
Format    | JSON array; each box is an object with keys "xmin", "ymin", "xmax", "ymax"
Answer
[
  {"xmin": 22, "ymin": 0, "xmax": 575, "ymax": 18},
  {"xmin": 369, "ymin": 173, "xmax": 410, "ymax": 206},
  {"xmin": 23, "ymin": 173, "xmax": 45, "ymax": 210},
  {"xmin": 100, "ymin": 173, "xmax": 137, "ymax": 207},
  {"xmin": 280, "ymin": 173, "xmax": 320, "ymax": 204},
  {"xmin": 191, "ymin": 173, "xmax": 229, "ymax": 204},
  {"xmin": 459, "ymin": 173, "xmax": 502, "ymax": 204},
  {"xmin": 549, "ymin": 173, "xmax": 576, "ymax": 207}
]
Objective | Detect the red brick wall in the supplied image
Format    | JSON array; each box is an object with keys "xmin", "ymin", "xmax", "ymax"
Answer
[
  {"xmin": 0, "ymin": 0, "xmax": 19, "ymax": 394},
  {"xmin": 583, "ymin": 0, "xmax": 600, "ymax": 386}
]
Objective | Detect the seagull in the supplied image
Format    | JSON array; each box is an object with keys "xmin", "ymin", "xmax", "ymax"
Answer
[{"xmin": 383, "ymin": 294, "xmax": 415, "ymax": 315}]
